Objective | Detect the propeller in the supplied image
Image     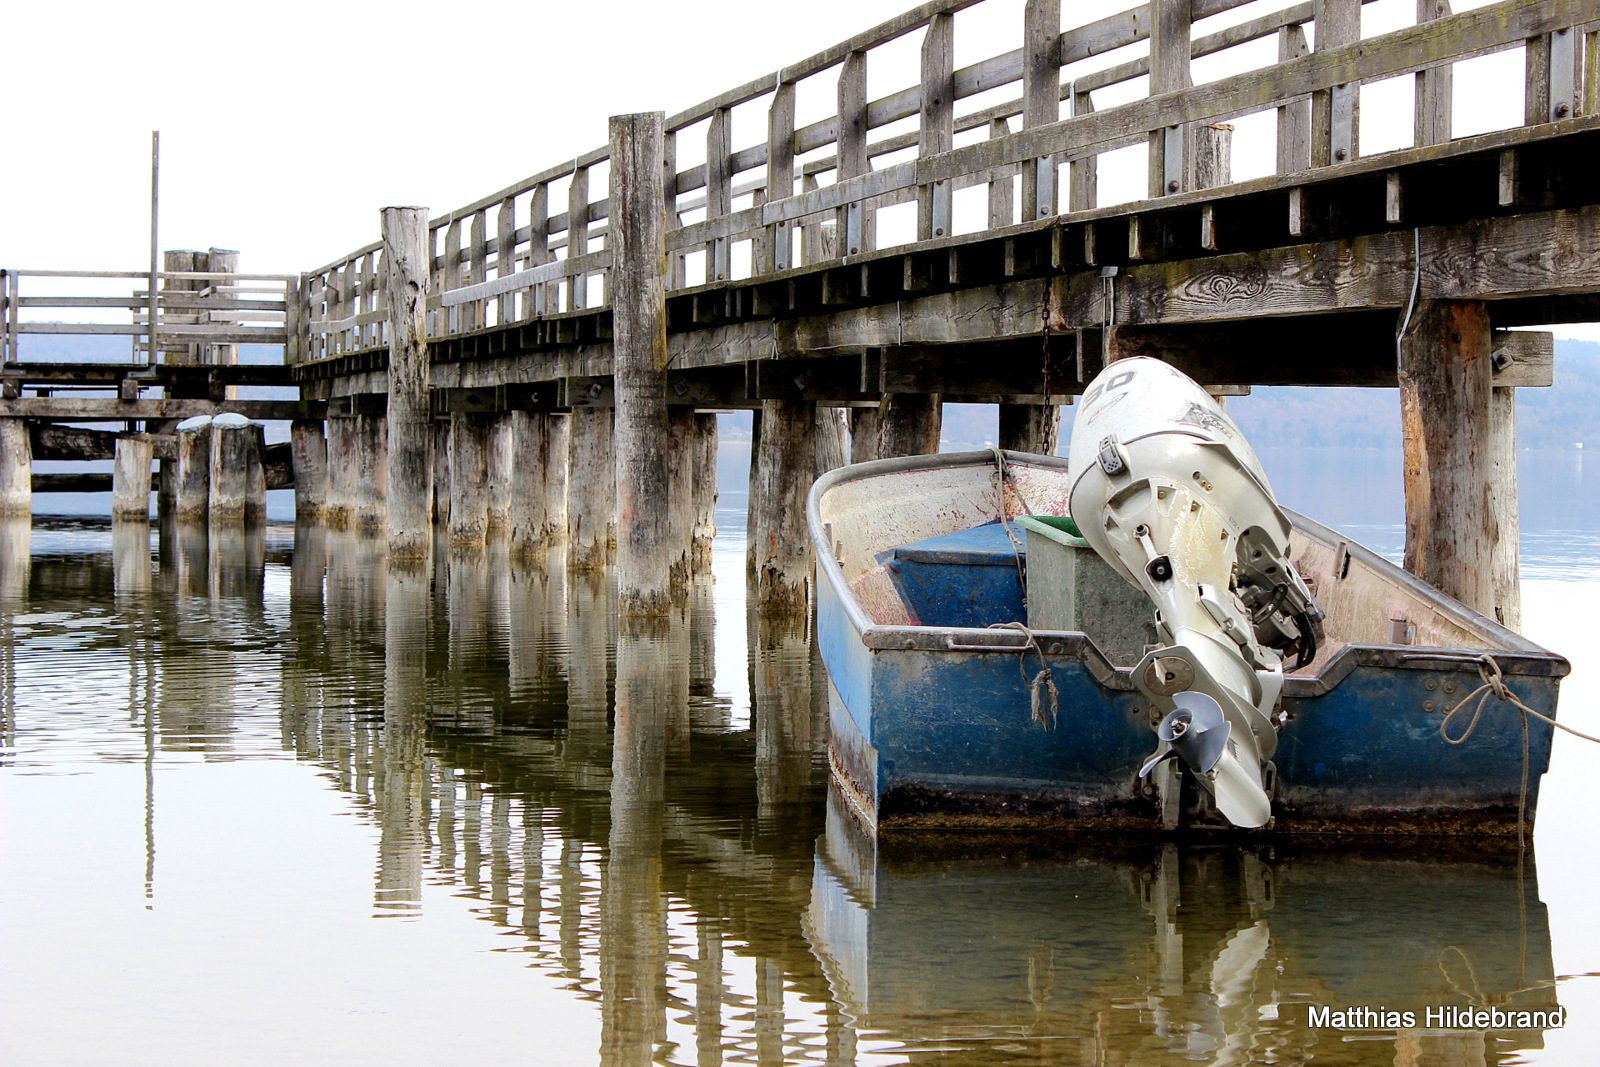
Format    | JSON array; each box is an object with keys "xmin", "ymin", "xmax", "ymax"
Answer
[{"xmin": 1139, "ymin": 692, "xmax": 1273, "ymax": 829}]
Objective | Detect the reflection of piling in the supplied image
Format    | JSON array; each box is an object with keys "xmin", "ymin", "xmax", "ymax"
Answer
[
  {"xmin": 379, "ymin": 558, "xmax": 432, "ymax": 914},
  {"xmin": 753, "ymin": 611, "xmax": 815, "ymax": 820},
  {"xmin": 0, "ymin": 517, "xmax": 29, "ymax": 601},
  {"xmin": 207, "ymin": 522, "xmax": 266, "ymax": 601},
  {"xmin": 112, "ymin": 521, "xmax": 153, "ymax": 598}
]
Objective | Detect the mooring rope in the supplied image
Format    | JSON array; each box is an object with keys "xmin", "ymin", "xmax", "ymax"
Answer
[
  {"xmin": 1437, "ymin": 654, "xmax": 1600, "ymax": 849},
  {"xmin": 988, "ymin": 620, "xmax": 1059, "ymax": 729}
]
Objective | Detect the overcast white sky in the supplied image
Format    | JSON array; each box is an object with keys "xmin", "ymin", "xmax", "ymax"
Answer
[{"xmin": 5, "ymin": 0, "xmax": 1595, "ymax": 341}]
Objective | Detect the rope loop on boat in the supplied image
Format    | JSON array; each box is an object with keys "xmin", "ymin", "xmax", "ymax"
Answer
[
  {"xmin": 1437, "ymin": 654, "xmax": 1600, "ymax": 849},
  {"xmin": 988, "ymin": 621, "xmax": 1058, "ymax": 730}
]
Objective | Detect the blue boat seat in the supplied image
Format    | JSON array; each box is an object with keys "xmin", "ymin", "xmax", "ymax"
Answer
[{"xmin": 882, "ymin": 520, "xmax": 1028, "ymax": 628}]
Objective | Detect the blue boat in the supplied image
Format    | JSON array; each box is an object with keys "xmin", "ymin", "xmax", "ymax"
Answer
[{"xmin": 807, "ymin": 448, "xmax": 1569, "ymax": 835}]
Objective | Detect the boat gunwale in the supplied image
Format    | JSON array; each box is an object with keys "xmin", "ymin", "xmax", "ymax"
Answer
[{"xmin": 807, "ymin": 450, "xmax": 1571, "ymax": 695}]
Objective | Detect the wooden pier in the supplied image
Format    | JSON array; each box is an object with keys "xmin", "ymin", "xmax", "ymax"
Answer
[{"xmin": 3, "ymin": 0, "xmax": 1595, "ymax": 624}]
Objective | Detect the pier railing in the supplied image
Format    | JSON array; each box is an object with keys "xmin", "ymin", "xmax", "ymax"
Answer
[
  {"xmin": 293, "ymin": 0, "xmax": 1597, "ymax": 365},
  {"xmin": 0, "ymin": 267, "xmax": 296, "ymax": 367}
]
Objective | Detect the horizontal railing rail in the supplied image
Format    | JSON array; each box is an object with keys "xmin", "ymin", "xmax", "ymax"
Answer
[
  {"xmin": 294, "ymin": 0, "xmax": 1596, "ymax": 365},
  {"xmin": 1, "ymin": 268, "xmax": 296, "ymax": 367}
]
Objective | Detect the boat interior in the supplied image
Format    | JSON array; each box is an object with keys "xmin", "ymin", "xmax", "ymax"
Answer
[{"xmin": 813, "ymin": 452, "xmax": 1533, "ymax": 677}]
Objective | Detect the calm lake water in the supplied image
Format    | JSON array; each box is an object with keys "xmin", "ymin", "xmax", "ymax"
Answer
[{"xmin": 3, "ymin": 446, "xmax": 1599, "ymax": 1066}]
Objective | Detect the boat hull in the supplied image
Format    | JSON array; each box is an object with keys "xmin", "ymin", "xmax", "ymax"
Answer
[{"xmin": 811, "ymin": 451, "xmax": 1568, "ymax": 836}]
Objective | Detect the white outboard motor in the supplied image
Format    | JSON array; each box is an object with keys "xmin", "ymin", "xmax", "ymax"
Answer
[{"xmin": 1066, "ymin": 358, "xmax": 1322, "ymax": 828}]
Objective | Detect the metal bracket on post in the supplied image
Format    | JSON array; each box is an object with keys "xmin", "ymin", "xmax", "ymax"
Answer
[
  {"xmin": 1330, "ymin": 83, "xmax": 1357, "ymax": 163},
  {"xmin": 1162, "ymin": 125, "xmax": 1186, "ymax": 194},
  {"xmin": 1032, "ymin": 157, "xmax": 1055, "ymax": 220},
  {"xmin": 930, "ymin": 179, "xmax": 951, "ymax": 238},
  {"xmin": 1550, "ymin": 27, "xmax": 1576, "ymax": 121},
  {"xmin": 711, "ymin": 236, "xmax": 730, "ymax": 282},
  {"xmin": 844, "ymin": 202, "xmax": 863, "ymax": 257},
  {"xmin": 771, "ymin": 221, "xmax": 790, "ymax": 272}
]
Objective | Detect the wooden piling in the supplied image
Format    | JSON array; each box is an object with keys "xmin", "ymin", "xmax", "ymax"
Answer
[
  {"xmin": 487, "ymin": 414, "xmax": 513, "ymax": 532},
  {"xmin": 752, "ymin": 399, "xmax": 814, "ymax": 613},
  {"xmin": 1398, "ymin": 299, "xmax": 1493, "ymax": 616},
  {"xmin": 506, "ymin": 410, "xmax": 551, "ymax": 562},
  {"xmin": 546, "ymin": 413, "xmax": 569, "ymax": 544},
  {"xmin": 879, "ymin": 394, "xmax": 941, "ymax": 457},
  {"xmin": 998, "ymin": 403, "xmax": 1058, "ymax": 455},
  {"xmin": 1489, "ymin": 385, "xmax": 1522, "ymax": 630},
  {"xmin": 353, "ymin": 412, "xmax": 387, "ymax": 530},
  {"xmin": 567, "ymin": 409, "xmax": 614, "ymax": 571},
  {"xmin": 381, "ymin": 206, "xmax": 433, "ymax": 560},
  {"xmin": 815, "ymin": 408, "xmax": 848, "ymax": 476},
  {"xmin": 208, "ymin": 414, "xmax": 265, "ymax": 523},
  {"xmin": 609, "ymin": 112, "xmax": 673, "ymax": 617},
  {"xmin": 691, "ymin": 412, "xmax": 717, "ymax": 571},
  {"xmin": 112, "ymin": 437, "xmax": 154, "ymax": 520},
  {"xmin": 667, "ymin": 406, "xmax": 696, "ymax": 590},
  {"xmin": 176, "ymin": 416, "xmax": 212, "ymax": 520},
  {"xmin": 849, "ymin": 407, "xmax": 880, "ymax": 464},
  {"xmin": 0, "ymin": 419, "xmax": 31, "ymax": 516},
  {"xmin": 325, "ymin": 416, "xmax": 356, "ymax": 529},
  {"xmin": 746, "ymin": 408, "xmax": 762, "ymax": 573},
  {"xmin": 289, "ymin": 419, "xmax": 327, "ymax": 522},
  {"xmin": 432, "ymin": 418, "xmax": 452, "ymax": 525},
  {"xmin": 449, "ymin": 411, "xmax": 491, "ymax": 546}
]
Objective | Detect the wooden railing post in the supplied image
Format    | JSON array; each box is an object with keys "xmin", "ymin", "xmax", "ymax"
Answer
[
  {"xmin": 496, "ymin": 195, "xmax": 516, "ymax": 325},
  {"xmin": 1276, "ymin": 24, "xmax": 1312, "ymax": 173},
  {"xmin": 767, "ymin": 82, "xmax": 796, "ymax": 272},
  {"xmin": 706, "ymin": 107, "xmax": 733, "ymax": 282},
  {"xmin": 444, "ymin": 217, "xmax": 464, "ymax": 332},
  {"xmin": 1311, "ymin": 0, "xmax": 1360, "ymax": 166},
  {"xmin": 1526, "ymin": 24, "xmax": 1579, "ymax": 125},
  {"xmin": 988, "ymin": 118, "xmax": 1016, "ymax": 226},
  {"xmin": 567, "ymin": 165, "xmax": 590, "ymax": 310},
  {"xmin": 609, "ymin": 111, "xmax": 672, "ymax": 617},
  {"xmin": 1068, "ymin": 89, "xmax": 1097, "ymax": 211},
  {"xmin": 837, "ymin": 50, "xmax": 870, "ymax": 257},
  {"xmin": 918, "ymin": 12, "xmax": 955, "ymax": 241},
  {"xmin": 381, "ymin": 205, "xmax": 433, "ymax": 561},
  {"xmin": 1022, "ymin": 0, "xmax": 1060, "ymax": 220},
  {"xmin": 467, "ymin": 210, "xmax": 488, "ymax": 330},
  {"xmin": 1415, "ymin": 0, "xmax": 1454, "ymax": 147},
  {"xmin": 527, "ymin": 184, "xmax": 550, "ymax": 315},
  {"xmin": 1148, "ymin": 0, "xmax": 1193, "ymax": 197}
]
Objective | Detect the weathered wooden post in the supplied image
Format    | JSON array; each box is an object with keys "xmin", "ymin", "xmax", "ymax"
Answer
[
  {"xmin": 691, "ymin": 413, "xmax": 717, "ymax": 571},
  {"xmin": 849, "ymin": 407, "xmax": 879, "ymax": 464},
  {"xmin": 1398, "ymin": 299, "xmax": 1493, "ymax": 617},
  {"xmin": 487, "ymin": 414, "xmax": 513, "ymax": 532},
  {"xmin": 998, "ymin": 403, "xmax": 1058, "ymax": 455},
  {"xmin": 667, "ymin": 406, "xmax": 696, "ymax": 590},
  {"xmin": 610, "ymin": 111, "xmax": 673, "ymax": 617},
  {"xmin": 752, "ymin": 399, "xmax": 815, "ymax": 613},
  {"xmin": 432, "ymin": 418, "xmax": 451, "ymax": 525},
  {"xmin": 381, "ymin": 206, "xmax": 434, "ymax": 561},
  {"xmin": 353, "ymin": 411, "xmax": 387, "ymax": 530},
  {"xmin": 289, "ymin": 419, "xmax": 327, "ymax": 522},
  {"xmin": 546, "ymin": 413, "xmax": 569, "ymax": 545},
  {"xmin": 175, "ymin": 416, "xmax": 213, "ymax": 520},
  {"xmin": 567, "ymin": 408, "xmax": 614, "ymax": 570},
  {"xmin": 325, "ymin": 415, "xmax": 356, "ymax": 528},
  {"xmin": 112, "ymin": 437, "xmax": 155, "ymax": 520},
  {"xmin": 208, "ymin": 413, "xmax": 265, "ymax": 523},
  {"xmin": 879, "ymin": 394, "xmax": 941, "ymax": 457},
  {"xmin": 449, "ymin": 412, "xmax": 491, "ymax": 545},
  {"xmin": 1489, "ymin": 383, "xmax": 1521, "ymax": 630},
  {"xmin": 0, "ymin": 419, "xmax": 32, "ymax": 516},
  {"xmin": 507, "ymin": 410, "xmax": 552, "ymax": 562}
]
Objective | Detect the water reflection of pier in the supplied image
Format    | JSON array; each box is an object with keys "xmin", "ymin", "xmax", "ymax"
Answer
[{"xmin": 9, "ymin": 518, "xmax": 1561, "ymax": 1065}]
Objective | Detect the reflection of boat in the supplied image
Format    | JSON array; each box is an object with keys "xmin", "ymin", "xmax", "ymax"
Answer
[
  {"xmin": 809, "ymin": 418, "xmax": 1567, "ymax": 833},
  {"xmin": 805, "ymin": 786, "xmax": 1562, "ymax": 1062}
]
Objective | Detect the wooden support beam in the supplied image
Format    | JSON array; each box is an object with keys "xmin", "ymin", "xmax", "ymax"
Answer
[
  {"xmin": 546, "ymin": 413, "xmax": 569, "ymax": 544},
  {"xmin": 325, "ymin": 416, "xmax": 356, "ymax": 529},
  {"xmin": 432, "ymin": 418, "xmax": 452, "ymax": 525},
  {"xmin": 998, "ymin": 402, "xmax": 1059, "ymax": 454},
  {"xmin": 382, "ymin": 206, "xmax": 433, "ymax": 560},
  {"xmin": 1489, "ymin": 383, "xmax": 1521, "ymax": 630},
  {"xmin": 850, "ymin": 405, "xmax": 881, "ymax": 464},
  {"xmin": 291, "ymin": 419, "xmax": 326, "ymax": 522},
  {"xmin": 1399, "ymin": 299, "xmax": 1493, "ymax": 615},
  {"xmin": 0, "ymin": 398, "xmax": 323, "ymax": 421},
  {"xmin": 352, "ymin": 412, "xmax": 386, "ymax": 530},
  {"xmin": 611, "ymin": 112, "xmax": 673, "ymax": 617},
  {"xmin": 112, "ymin": 437, "xmax": 154, "ymax": 521},
  {"xmin": 667, "ymin": 406, "xmax": 696, "ymax": 590},
  {"xmin": 752, "ymin": 399, "xmax": 815, "ymax": 612},
  {"xmin": 815, "ymin": 406, "xmax": 849, "ymax": 477},
  {"xmin": 486, "ymin": 413, "xmax": 512, "ymax": 531}
]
